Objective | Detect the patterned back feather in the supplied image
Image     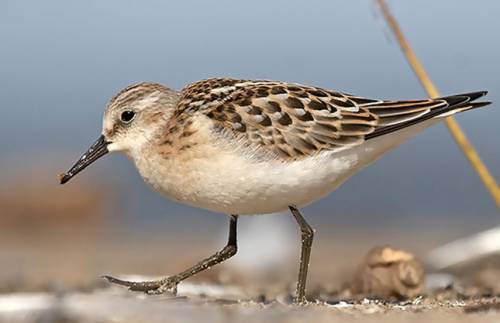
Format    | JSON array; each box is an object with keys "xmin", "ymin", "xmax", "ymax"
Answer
[{"xmin": 177, "ymin": 78, "xmax": 489, "ymax": 159}]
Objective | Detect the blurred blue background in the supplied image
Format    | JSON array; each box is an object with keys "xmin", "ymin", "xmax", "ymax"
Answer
[{"xmin": 1, "ymin": 0, "xmax": 499, "ymax": 237}]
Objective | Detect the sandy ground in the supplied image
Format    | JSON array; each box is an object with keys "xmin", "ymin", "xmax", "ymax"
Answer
[
  {"xmin": 2, "ymin": 225, "xmax": 500, "ymax": 323},
  {"xmin": 2, "ymin": 284, "xmax": 500, "ymax": 323}
]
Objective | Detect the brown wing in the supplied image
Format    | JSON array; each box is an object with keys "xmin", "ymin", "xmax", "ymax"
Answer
[{"xmin": 177, "ymin": 78, "xmax": 488, "ymax": 159}]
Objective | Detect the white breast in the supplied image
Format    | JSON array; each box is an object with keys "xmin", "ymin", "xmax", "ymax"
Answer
[{"xmin": 132, "ymin": 119, "xmax": 437, "ymax": 215}]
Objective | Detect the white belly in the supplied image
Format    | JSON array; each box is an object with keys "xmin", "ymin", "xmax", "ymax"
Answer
[{"xmin": 135, "ymin": 120, "xmax": 437, "ymax": 215}]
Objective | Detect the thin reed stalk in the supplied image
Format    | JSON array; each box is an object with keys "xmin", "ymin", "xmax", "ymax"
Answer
[{"xmin": 377, "ymin": 0, "xmax": 500, "ymax": 208}]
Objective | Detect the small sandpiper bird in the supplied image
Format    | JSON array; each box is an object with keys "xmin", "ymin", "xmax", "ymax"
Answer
[{"xmin": 60, "ymin": 78, "xmax": 490, "ymax": 302}]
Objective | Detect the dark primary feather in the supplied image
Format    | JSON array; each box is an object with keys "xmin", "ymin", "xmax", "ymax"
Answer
[
  {"xmin": 177, "ymin": 78, "xmax": 490, "ymax": 159},
  {"xmin": 366, "ymin": 91, "xmax": 489, "ymax": 139}
]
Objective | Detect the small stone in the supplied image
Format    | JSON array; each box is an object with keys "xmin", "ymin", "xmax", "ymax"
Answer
[{"xmin": 350, "ymin": 245, "xmax": 425, "ymax": 298}]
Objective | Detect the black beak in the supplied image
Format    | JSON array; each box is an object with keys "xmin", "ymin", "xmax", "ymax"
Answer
[{"xmin": 59, "ymin": 135, "xmax": 110, "ymax": 184}]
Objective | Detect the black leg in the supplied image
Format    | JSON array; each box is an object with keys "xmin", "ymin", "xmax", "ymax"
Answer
[
  {"xmin": 289, "ymin": 205, "xmax": 314, "ymax": 303},
  {"xmin": 104, "ymin": 214, "xmax": 238, "ymax": 294}
]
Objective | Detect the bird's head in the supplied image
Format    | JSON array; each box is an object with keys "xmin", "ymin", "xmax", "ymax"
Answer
[{"xmin": 60, "ymin": 82, "xmax": 179, "ymax": 184}]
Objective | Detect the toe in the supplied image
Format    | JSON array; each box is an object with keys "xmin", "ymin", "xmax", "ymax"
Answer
[
  {"xmin": 102, "ymin": 275, "xmax": 161, "ymax": 292},
  {"xmin": 102, "ymin": 275, "xmax": 134, "ymax": 287}
]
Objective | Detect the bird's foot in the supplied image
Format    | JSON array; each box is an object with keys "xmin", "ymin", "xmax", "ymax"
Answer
[{"xmin": 103, "ymin": 275, "xmax": 179, "ymax": 295}]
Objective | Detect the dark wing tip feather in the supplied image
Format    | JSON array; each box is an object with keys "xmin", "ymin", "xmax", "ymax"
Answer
[
  {"xmin": 469, "ymin": 101, "xmax": 492, "ymax": 109},
  {"xmin": 366, "ymin": 91, "xmax": 490, "ymax": 140},
  {"xmin": 440, "ymin": 91, "xmax": 488, "ymax": 108}
]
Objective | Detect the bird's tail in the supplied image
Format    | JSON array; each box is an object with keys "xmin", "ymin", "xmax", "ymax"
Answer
[
  {"xmin": 436, "ymin": 91, "xmax": 491, "ymax": 117},
  {"xmin": 366, "ymin": 91, "xmax": 491, "ymax": 139}
]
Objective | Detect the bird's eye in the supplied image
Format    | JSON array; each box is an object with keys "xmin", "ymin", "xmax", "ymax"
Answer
[{"xmin": 120, "ymin": 110, "xmax": 135, "ymax": 123}]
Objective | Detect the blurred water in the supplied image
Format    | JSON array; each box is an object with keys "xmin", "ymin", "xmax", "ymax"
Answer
[{"xmin": 0, "ymin": 0, "xmax": 499, "ymax": 231}]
